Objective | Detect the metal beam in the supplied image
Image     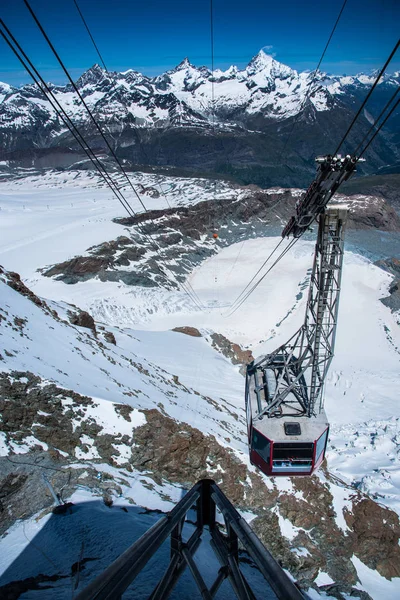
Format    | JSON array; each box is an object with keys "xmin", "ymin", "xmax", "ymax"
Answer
[{"xmin": 75, "ymin": 480, "xmax": 304, "ymax": 600}]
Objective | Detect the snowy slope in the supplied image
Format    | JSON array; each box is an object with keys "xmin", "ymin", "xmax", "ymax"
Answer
[
  {"xmin": 0, "ymin": 170, "xmax": 400, "ymax": 598},
  {"xmin": 0, "ymin": 269, "xmax": 247, "ymax": 452}
]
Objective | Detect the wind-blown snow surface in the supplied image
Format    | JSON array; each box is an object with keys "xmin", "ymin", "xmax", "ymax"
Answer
[{"xmin": 0, "ymin": 170, "xmax": 400, "ymax": 597}]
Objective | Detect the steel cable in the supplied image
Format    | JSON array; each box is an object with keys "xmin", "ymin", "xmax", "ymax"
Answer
[
  {"xmin": 68, "ymin": 0, "xmax": 204, "ymax": 307},
  {"xmin": 73, "ymin": 0, "xmax": 108, "ymax": 71},
  {"xmin": 224, "ymin": 236, "xmax": 300, "ymax": 317},
  {"xmin": 333, "ymin": 38, "xmax": 400, "ymax": 155},
  {"xmin": 279, "ymin": 0, "xmax": 348, "ymax": 161},
  {"xmin": 358, "ymin": 95, "xmax": 400, "ymax": 160},
  {"xmin": 354, "ymin": 86, "xmax": 400, "ymax": 155},
  {"xmin": 1, "ymin": 20, "xmax": 204, "ymax": 310}
]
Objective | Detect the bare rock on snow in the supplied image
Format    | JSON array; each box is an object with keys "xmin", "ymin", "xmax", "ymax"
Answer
[
  {"xmin": 172, "ymin": 326, "xmax": 202, "ymax": 337},
  {"xmin": 210, "ymin": 332, "xmax": 253, "ymax": 365}
]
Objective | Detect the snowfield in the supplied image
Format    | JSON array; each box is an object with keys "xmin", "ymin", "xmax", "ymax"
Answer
[{"xmin": 0, "ymin": 169, "xmax": 399, "ymax": 598}]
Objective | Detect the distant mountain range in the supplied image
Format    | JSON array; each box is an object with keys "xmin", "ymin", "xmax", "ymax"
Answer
[{"xmin": 1, "ymin": 50, "xmax": 399, "ymax": 187}]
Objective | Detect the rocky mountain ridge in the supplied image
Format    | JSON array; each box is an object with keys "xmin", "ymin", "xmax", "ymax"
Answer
[
  {"xmin": 41, "ymin": 187, "xmax": 400, "ymax": 289},
  {"xmin": 1, "ymin": 50, "xmax": 399, "ymax": 187}
]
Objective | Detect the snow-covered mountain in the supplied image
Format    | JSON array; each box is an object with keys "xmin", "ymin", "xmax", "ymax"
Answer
[
  {"xmin": 0, "ymin": 51, "xmax": 399, "ymax": 186},
  {"xmin": 1, "ymin": 50, "xmax": 398, "ymax": 130},
  {"xmin": 0, "ymin": 168, "xmax": 400, "ymax": 598}
]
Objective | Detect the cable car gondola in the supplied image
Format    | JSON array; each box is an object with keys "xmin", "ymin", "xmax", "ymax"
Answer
[
  {"xmin": 246, "ymin": 358, "xmax": 329, "ymax": 475},
  {"xmin": 245, "ymin": 157, "xmax": 354, "ymax": 476}
]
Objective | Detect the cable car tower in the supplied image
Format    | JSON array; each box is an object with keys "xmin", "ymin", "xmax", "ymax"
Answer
[{"xmin": 246, "ymin": 155, "xmax": 358, "ymax": 476}]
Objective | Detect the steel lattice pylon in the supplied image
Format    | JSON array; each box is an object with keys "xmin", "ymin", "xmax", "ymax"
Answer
[{"xmin": 252, "ymin": 204, "xmax": 349, "ymax": 419}]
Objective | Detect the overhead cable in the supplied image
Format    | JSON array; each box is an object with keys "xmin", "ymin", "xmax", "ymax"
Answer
[
  {"xmin": 227, "ymin": 237, "xmax": 286, "ymax": 310},
  {"xmin": 67, "ymin": 0, "xmax": 202, "ymax": 306},
  {"xmin": 73, "ymin": 0, "xmax": 108, "ymax": 71},
  {"xmin": 279, "ymin": 0, "xmax": 348, "ymax": 160},
  {"xmin": 23, "ymin": 0, "xmax": 149, "ymax": 214},
  {"xmin": 334, "ymin": 38, "xmax": 400, "ymax": 155},
  {"xmin": 72, "ymin": 0, "xmax": 173, "ymax": 211},
  {"xmin": 358, "ymin": 95, "xmax": 400, "ymax": 159},
  {"xmin": 354, "ymin": 85, "xmax": 400, "ymax": 156},
  {"xmin": 0, "ymin": 21, "xmax": 136, "ymax": 220},
  {"xmin": 210, "ymin": 0, "xmax": 215, "ymax": 129},
  {"xmin": 2, "ymin": 19, "xmax": 203, "ymax": 310},
  {"xmin": 225, "ymin": 237, "xmax": 299, "ymax": 317},
  {"xmin": 229, "ymin": 39, "xmax": 400, "ymax": 316}
]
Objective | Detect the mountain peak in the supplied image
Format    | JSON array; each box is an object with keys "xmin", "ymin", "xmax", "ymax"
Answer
[
  {"xmin": 247, "ymin": 49, "xmax": 275, "ymax": 70},
  {"xmin": 76, "ymin": 64, "xmax": 107, "ymax": 87},
  {"xmin": 174, "ymin": 57, "xmax": 194, "ymax": 71},
  {"xmin": 246, "ymin": 49, "xmax": 294, "ymax": 81}
]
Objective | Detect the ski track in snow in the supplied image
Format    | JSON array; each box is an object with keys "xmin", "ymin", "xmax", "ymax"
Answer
[{"xmin": 0, "ymin": 170, "xmax": 399, "ymax": 597}]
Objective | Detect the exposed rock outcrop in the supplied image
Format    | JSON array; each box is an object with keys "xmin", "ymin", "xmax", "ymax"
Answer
[
  {"xmin": 103, "ymin": 331, "xmax": 117, "ymax": 345},
  {"xmin": 172, "ymin": 326, "xmax": 202, "ymax": 337},
  {"xmin": 0, "ymin": 372, "xmax": 140, "ymax": 465},
  {"xmin": 41, "ymin": 191, "xmax": 400, "ymax": 288},
  {"xmin": 68, "ymin": 308, "xmax": 96, "ymax": 333},
  {"xmin": 0, "ymin": 266, "xmax": 57, "ymax": 319},
  {"xmin": 210, "ymin": 332, "xmax": 253, "ymax": 365}
]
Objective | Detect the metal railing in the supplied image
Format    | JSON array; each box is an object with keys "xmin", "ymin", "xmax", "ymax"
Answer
[{"xmin": 75, "ymin": 479, "xmax": 304, "ymax": 600}]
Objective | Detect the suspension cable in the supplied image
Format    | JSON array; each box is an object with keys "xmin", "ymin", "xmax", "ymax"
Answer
[
  {"xmin": 72, "ymin": 0, "xmax": 173, "ymax": 211},
  {"xmin": 228, "ymin": 237, "xmax": 286, "ymax": 309},
  {"xmin": 354, "ymin": 85, "xmax": 400, "ymax": 156},
  {"xmin": 67, "ymin": 0, "xmax": 203, "ymax": 307},
  {"xmin": 229, "ymin": 40, "xmax": 400, "ymax": 317},
  {"xmin": 23, "ymin": 0, "xmax": 148, "ymax": 213},
  {"xmin": 333, "ymin": 38, "xmax": 400, "ymax": 155},
  {"xmin": 279, "ymin": 0, "xmax": 348, "ymax": 160},
  {"xmin": 210, "ymin": 0, "xmax": 215, "ymax": 131},
  {"xmin": 225, "ymin": 237, "xmax": 299, "ymax": 317},
  {"xmin": 73, "ymin": 0, "xmax": 108, "ymax": 71},
  {"xmin": 1, "ymin": 20, "xmax": 204, "ymax": 310},
  {"xmin": 358, "ymin": 95, "xmax": 400, "ymax": 160},
  {"xmin": 0, "ymin": 22, "xmax": 135, "ymax": 219}
]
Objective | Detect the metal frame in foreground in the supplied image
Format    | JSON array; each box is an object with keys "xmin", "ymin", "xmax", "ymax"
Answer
[{"xmin": 75, "ymin": 479, "xmax": 304, "ymax": 600}]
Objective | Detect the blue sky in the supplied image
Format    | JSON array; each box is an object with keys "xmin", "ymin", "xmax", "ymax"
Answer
[{"xmin": 1, "ymin": 0, "xmax": 399, "ymax": 86}]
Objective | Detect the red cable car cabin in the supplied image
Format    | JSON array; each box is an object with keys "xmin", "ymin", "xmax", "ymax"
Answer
[
  {"xmin": 245, "ymin": 363, "xmax": 329, "ymax": 476},
  {"xmin": 244, "ymin": 204, "xmax": 350, "ymax": 476}
]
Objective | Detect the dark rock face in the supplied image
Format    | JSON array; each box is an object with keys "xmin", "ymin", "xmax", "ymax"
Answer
[
  {"xmin": 41, "ymin": 234, "xmax": 161, "ymax": 287},
  {"xmin": 1, "ymin": 370, "xmax": 400, "ymax": 594},
  {"xmin": 210, "ymin": 332, "xmax": 253, "ymax": 365},
  {"xmin": 45, "ymin": 256, "xmax": 112, "ymax": 282},
  {"xmin": 172, "ymin": 326, "xmax": 202, "ymax": 337},
  {"xmin": 42, "ymin": 236, "xmax": 148, "ymax": 285},
  {"xmin": 103, "ymin": 331, "xmax": 117, "ymax": 345},
  {"xmin": 341, "ymin": 173, "xmax": 400, "ymax": 212},
  {"xmin": 0, "ymin": 472, "xmax": 28, "ymax": 514},
  {"xmin": 0, "ymin": 372, "xmax": 91, "ymax": 456},
  {"xmin": 69, "ymin": 308, "xmax": 96, "ymax": 333},
  {"xmin": 0, "ymin": 372, "xmax": 139, "ymax": 466},
  {"xmin": 41, "ymin": 190, "xmax": 400, "ymax": 288},
  {"xmin": 0, "ymin": 266, "xmax": 57, "ymax": 319},
  {"xmin": 129, "ymin": 409, "xmax": 400, "ymax": 588},
  {"xmin": 131, "ymin": 408, "xmax": 250, "ymax": 504},
  {"xmin": 375, "ymin": 257, "xmax": 400, "ymax": 276},
  {"xmin": 343, "ymin": 194, "xmax": 400, "ymax": 231},
  {"xmin": 345, "ymin": 498, "xmax": 400, "ymax": 579},
  {"xmin": 381, "ymin": 278, "xmax": 400, "ymax": 312}
]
